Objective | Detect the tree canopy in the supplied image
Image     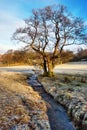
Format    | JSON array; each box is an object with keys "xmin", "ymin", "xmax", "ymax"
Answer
[{"xmin": 13, "ymin": 4, "xmax": 87, "ymax": 76}]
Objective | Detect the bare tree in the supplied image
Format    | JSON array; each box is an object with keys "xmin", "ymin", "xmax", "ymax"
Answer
[{"xmin": 13, "ymin": 4, "xmax": 87, "ymax": 76}]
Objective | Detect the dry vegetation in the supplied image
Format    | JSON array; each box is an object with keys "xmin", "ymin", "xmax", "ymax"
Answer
[
  {"xmin": 0, "ymin": 71, "xmax": 49, "ymax": 130},
  {"xmin": 38, "ymin": 74, "xmax": 87, "ymax": 130}
]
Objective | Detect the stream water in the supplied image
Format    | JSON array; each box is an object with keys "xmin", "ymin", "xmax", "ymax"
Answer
[{"xmin": 27, "ymin": 74, "xmax": 76, "ymax": 130}]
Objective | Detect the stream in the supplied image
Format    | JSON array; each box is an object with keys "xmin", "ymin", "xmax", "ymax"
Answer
[{"xmin": 27, "ymin": 74, "xmax": 76, "ymax": 130}]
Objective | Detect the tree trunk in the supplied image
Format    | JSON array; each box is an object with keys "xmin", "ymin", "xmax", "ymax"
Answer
[
  {"xmin": 43, "ymin": 58, "xmax": 48, "ymax": 76},
  {"xmin": 47, "ymin": 60, "xmax": 54, "ymax": 77},
  {"xmin": 43, "ymin": 57, "xmax": 54, "ymax": 77}
]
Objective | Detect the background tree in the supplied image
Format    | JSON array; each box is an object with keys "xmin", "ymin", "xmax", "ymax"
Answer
[
  {"xmin": 1, "ymin": 50, "xmax": 13, "ymax": 66},
  {"xmin": 0, "ymin": 49, "xmax": 42, "ymax": 66},
  {"xmin": 13, "ymin": 4, "xmax": 87, "ymax": 76},
  {"xmin": 73, "ymin": 48, "xmax": 87, "ymax": 61}
]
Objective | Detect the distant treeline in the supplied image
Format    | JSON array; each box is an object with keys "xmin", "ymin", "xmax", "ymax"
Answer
[
  {"xmin": 72, "ymin": 48, "xmax": 87, "ymax": 61},
  {"xmin": 0, "ymin": 48, "xmax": 87, "ymax": 66}
]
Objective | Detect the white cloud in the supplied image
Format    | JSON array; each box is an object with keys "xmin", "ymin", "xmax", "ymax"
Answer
[
  {"xmin": 0, "ymin": 10, "xmax": 25, "ymax": 53},
  {"xmin": 0, "ymin": 0, "xmax": 57, "ymax": 54},
  {"xmin": 84, "ymin": 21, "xmax": 87, "ymax": 26}
]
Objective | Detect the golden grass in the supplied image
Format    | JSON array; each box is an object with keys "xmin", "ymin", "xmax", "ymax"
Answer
[{"xmin": 0, "ymin": 71, "xmax": 47, "ymax": 129}]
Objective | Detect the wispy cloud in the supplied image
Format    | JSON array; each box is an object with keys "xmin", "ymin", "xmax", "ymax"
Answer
[
  {"xmin": 0, "ymin": 0, "xmax": 87, "ymax": 53},
  {"xmin": 84, "ymin": 21, "xmax": 87, "ymax": 26},
  {"xmin": 0, "ymin": 7, "xmax": 25, "ymax": 52},
  {"xmin": 0, "ymin": 0, "xmax": 57, "ymax": 53}
]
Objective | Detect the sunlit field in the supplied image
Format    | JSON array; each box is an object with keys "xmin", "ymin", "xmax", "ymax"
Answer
[
  {"xmin": 54, "ymin": 61, "xmax": 87, "ymax": 75},
  {"xmin": 0, "ymin": 61, "xmax": 87, "ymax": 75}
]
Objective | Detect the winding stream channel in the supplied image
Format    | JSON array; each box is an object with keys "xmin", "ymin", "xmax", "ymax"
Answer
[{"xmin": 27, "ymin": 74, "xmax": 76, "ymax": 130}]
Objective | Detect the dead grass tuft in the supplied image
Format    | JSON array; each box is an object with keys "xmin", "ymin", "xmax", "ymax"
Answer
[{"xmin": 0, "ymin": 71, "xmax": 47, "ymax": 129}]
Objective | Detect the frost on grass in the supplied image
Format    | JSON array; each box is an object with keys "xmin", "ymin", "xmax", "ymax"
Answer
[
  {"xmin": 38, "ymin": 74, "xmax": 87, "ymax": 130},
  {"xmin": 0, "ymin": 71, "xmax": 50, "ymax": 130}
]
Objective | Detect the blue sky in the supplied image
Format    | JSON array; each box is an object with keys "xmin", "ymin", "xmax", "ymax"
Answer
[{"xmin": 0, "ymin": 0, "xmax": 87, "ymax": 53}]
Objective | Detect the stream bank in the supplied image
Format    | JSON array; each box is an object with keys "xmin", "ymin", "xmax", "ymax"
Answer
[
  {"xmin": 38, "ymin": 74, "xmax": 87, "ymax": 130},
  {"xmin": 27, "ymin": 74, "xmax": 75, "ymax": 130}
]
